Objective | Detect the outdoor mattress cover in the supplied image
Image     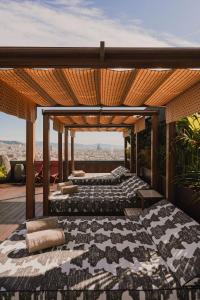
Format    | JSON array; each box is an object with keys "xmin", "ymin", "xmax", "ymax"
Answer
[
  {"xmin": 69, "ymin": 166, "xmax": 130, "ymax": 185},
  {"xmin": 0, "ymin": 200, "xmax": 200, "ymax": 300},
  {"xmin": 49, "ymin": 175, "xmax": 149, "ymax": 214}
]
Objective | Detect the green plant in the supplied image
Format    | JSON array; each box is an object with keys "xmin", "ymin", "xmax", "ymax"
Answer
[
  {"xmin": 174, "ymin": 114, "xmax": 200, "ymax": 191},
  {"xmin": 0, "ymin": 165, "xmax": 7, "ymax": 181}
]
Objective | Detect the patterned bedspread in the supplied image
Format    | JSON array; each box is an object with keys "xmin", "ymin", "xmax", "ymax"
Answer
[
  {"xmin": 69, "ymin": 166, "xmax": 129, "ymax": 185},
  {"xmin": 0, "ymin": 200, "xmax": 200, "ymax": 299},
  {"xmin": 49, "ymin": 176, "xmax": 149, "ymax": 214}
]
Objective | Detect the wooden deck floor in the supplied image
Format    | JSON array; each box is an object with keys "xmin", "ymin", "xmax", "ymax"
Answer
[{"xmin": 0, "ymin": 184, "xmax": 55, "ymax": 242}]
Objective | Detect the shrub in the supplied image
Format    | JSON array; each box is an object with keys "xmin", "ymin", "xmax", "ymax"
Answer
[
  {"xmin": 175, "ymin": 114, "xmax": 200, "ymax": 191},
  {"xmin": 0, "ymin": 165, "xmax": 7, "ymax": 181}
]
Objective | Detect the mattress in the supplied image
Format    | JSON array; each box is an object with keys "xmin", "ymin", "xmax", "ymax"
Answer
[
  {"xmin": 49, "ymin": 176, "xmax": 149, "ymax": 214},
  {"xmin": 69, "ymin": 166, "xmax": 129, "ymax": 185},
  {"xmin": 0, "ymin": 200, "xmax": 200, "ymax": 299}
]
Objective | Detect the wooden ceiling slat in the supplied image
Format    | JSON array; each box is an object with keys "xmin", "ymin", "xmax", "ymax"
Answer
[
  {"xmin": 119, "ymin": 70, "xmax": 138, "ymax": 105},
  {"xmin": 85, "ymin": 116, "xmax": 98, "ymax": 125},
  {"xmin": 53, "ymin": 69, "xmax": 80, "ymax": 105},
  {"xmin": 63, "ymin": 69, "xmax": 97, "ymax": 106},
  {"xmin": 95, "ymin": 69, "xmax": 101, "ymax": 105},
  {"xmin": 111, "ymin": 116, "xmax": 128, "ymax": 125},
  {"xmin": 82, "ymin": 116, "xmax": 88, "ymax": 124},
  {"xmin": 87, "ymin": 69, "xmax": 98, "ymax": 105},
  {"xmin": 61, "ymin": 70, "xmax": 82, "ymax": 104},
  {"xmin": 0, "ymin": 70, "xmax": 50, "ymax": 106},
  {"xmin": 166, "ymin": 80, "xmax": 200, "ymax": 123},
  {"xmin": 99, "ymin": 115, "xmax": 113, "ymax": 125},
  {"xmin": 0, "ymin": 79, "xmax": 36, "ymax": 122},
  {"xmin": 70, "ymin": 116, "xmax": 85, "ymax": 125},
  {"xmin": 79, "ymin": 69, "xmax": 88, "ymax": 104},
  {"xmin": 15, "ymin": 69, "xmax": 56, "ymax": 106},
  {"xmin": 72, "ymin": 127, "xmax": 126, "ymax": 132},
  {"xmin": 56, "ymin": 116, "xmax": 75, "ymax": 125},
  {"xmin": 110, "ymin": 115, "xmax": 116, "ymax": 124},
  {"xmin": 1, "ymin": 67, "xmax": 200, "ymax": 118},
  {"xmin": 97, "ymin": 114, "xmax": 100, "ymax": 125},
  {"xmin": 122, "ymin": 116, "xmax": 132, "ymax": 124},
  {"xmin": 25, "ymin": 69, "xmax": 75, "ymax": 106},
  {"xmin": 145, "ymin": 69, "xmax": 200, "ymax": 106},
  {"xmin": 101, "ymin": 69, "xmax": 132, "ymax": 106},
  {"xmin": 123, "ymin": 116, "xmax": 138, "ymax": 124},
  {"xmin": 124, "ymin": 69, "xmax": 171, "ymax": 106}
]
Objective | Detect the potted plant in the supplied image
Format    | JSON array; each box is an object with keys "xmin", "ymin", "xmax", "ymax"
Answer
[
  {"xmin": 174, "ymin": 114, "xmax": 200, "ymax": 222},
  {"xmin": 0, "ymin": 165, "xmax": 7, "ymax": 183}
]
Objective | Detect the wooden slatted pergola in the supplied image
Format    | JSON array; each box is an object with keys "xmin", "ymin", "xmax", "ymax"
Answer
[
  {"xmin": 0, "ymin": 42, "xmax": 200, "ymax": 218},
  {"xmin": 42, "ymin": 107, "xmax": 158, "ymax": 215}
]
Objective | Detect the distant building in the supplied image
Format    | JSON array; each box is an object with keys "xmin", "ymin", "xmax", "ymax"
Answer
[
  {"xmin": 97, "ymin": 144, "xmax": 102, "ymax": 151},
  {"xmin": 0, "ymin": 142, "xmax": 124, "ymax": 161}
]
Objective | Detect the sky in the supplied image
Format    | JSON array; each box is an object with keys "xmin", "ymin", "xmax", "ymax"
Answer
[{"xmin": 0, "ymin": 0, "xmax": 200, "ymax": 145}]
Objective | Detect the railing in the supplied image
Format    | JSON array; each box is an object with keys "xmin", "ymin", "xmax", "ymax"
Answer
[{"xmin": 9, "ymin": 160, "xmax": 125, "ymax": 182}]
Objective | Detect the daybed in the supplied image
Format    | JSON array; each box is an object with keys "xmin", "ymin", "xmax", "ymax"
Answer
[
  {"xmin": 49, "ymin": 175, "xmax": 149, "ymax": 215},
  {"xmin": 69, "ymin": 165, "xmax": 130, "ymax": 185},
  {"xmin": 0, "ymin": 200, "xmax": 200, "ymax": 299}
]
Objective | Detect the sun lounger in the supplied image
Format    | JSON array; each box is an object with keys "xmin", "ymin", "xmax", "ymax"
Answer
[
  {"xmin": 69, "ymin": 165, "xmax": 130, "ymax": 185},
  {"xmin": 49, "ymin": 175, "xmax": 149, "ymax": 215},
  {"xmin": 0, "ymin": 200, "xmax": 200, "ymax": 299}
]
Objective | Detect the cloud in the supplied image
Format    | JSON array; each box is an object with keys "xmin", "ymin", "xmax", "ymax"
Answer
[{"xmin": 0, "ymin": 0, "xmax": 197, "ymax": 47}]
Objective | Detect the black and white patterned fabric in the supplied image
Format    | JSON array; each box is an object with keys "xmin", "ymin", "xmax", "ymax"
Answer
[
  {"xmin": 111, "ymin": 165, "xmax": 130, "ymax": 177},
  {"xmin": 49, "ymin": 176, "xmax": 149, "ymax": 215},
  {"xmin": 141, "ymin": 200, "xmax": 200, "ymax": 287},
  {"xmin": 70, "ymin": 166, "xmax": 130, "ymax": 185},
  {"xmin": 0, "ymin": 200, "xmax": 200, "ymax": 299}
]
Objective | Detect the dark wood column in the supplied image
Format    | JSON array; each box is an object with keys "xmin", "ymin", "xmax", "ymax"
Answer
[
  {"xmin": 71, "ymin": 131, "xmax": 75, "ymax": 172},
  {"xmin": 43, "ymin": 114, "xmax": 50, "ymax": 216},
  {"xmin": 130, "ymin": 129, "xmax": 135, "ymax": 173},
  {"xmin": 166, "ymin": 122, "xmax": 176, "ymax": 202},
  {"xmin": 58, "ymin": 131, "xmax": 63, "ymax": 182},
  {"xmin": 63, "ymin": 128, "xmax": 69, "ymax": 181},
  {"xmin": 151, "ymin": 114, "xmax": 158, "ymax": 188},
  {"xmin": 124, "ymin": 137, "xmax": 128, "ymax": 168},
  {"xmin": 26, "ymin": 120, "xmax": 35, "ymax": 219},
  {"xmin": 135, "ymin": 132, "xmax": 140, "ymax": 176}
]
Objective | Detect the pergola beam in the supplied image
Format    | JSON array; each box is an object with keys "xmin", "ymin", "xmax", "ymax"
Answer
[
  {"xmin": 43, "ymin": 108, "xmax": 158, "ymax": 116},
  {"xmin": 58, "ymin": 131, "xmax": 63, "ymax": 182},
  {"xmin": 166, "ymin": 122, "xmax": 176, "ymax": 202},
  {"xmin": 71, "ymin": 132, "xmax": 75, "ymax": 172},
  {"xmin": 124, "ymin": 136, "xmax": 128, "ymax": 168},
  {"xmin": 63, "ymin": 128, "xmax": 69, "ymax": 181},
  {"xmin": 65, "ymin": 124, "xmax": 133, "ymax": 128},
  {"xmin": 26, "ymin": 120, "xmax": 35, "ymax": 219},
  {"xmin": 135, "ymin": 132, "xmax": 140, "ymax": 176},
  {"xmin": 2, "ymin": 46, "xmax": 200, "ymax": 68},
  {"xmin": 43, "ymin": 114, "xmax": 50, "ymax": 216},
  {"xmin": 151, "ymin": 115, "xmax": 158, "ymax": 188},
  {"xmin": 130, "ymin": 129, "xmax": 135, "ymax": 173}
]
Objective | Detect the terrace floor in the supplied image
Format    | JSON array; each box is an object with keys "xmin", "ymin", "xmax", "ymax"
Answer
[{"xmin": 0, "ymin": 184, "xmax": 55, "ymax": 242}]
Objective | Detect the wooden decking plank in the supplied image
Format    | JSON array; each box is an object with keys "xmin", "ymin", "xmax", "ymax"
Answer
[{"xmin": 0, "ymin": 186, "xmax": 44, "ymax": 241}]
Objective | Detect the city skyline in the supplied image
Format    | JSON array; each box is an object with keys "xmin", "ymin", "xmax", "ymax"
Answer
[
  {"xmin": 0, "ymin": 109, "xmax": 125, "ymax": 145},
  {"xmin": 0, "ymin": 140, "xmax": 124, "ymax": 161}
]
